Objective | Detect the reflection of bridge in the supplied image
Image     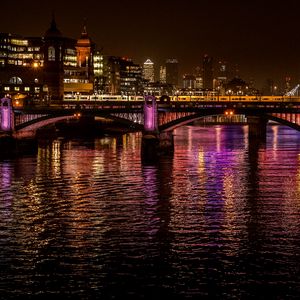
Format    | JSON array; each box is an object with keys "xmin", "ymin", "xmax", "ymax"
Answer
[{"xmin": 1, "ymin": 95, "xmax": 300, "ymax": 155}]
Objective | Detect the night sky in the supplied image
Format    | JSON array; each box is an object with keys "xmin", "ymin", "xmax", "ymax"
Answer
[{"xmin": 1, "ymin": 0, "xmax": 300, "ymax": 89}]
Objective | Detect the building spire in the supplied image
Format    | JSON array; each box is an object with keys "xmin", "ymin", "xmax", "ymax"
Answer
[
  {"xmin": 44, "ymin": 10, "xmax": 62, "ymax": 37},
  {"xmin": 50, "ymin": 10, "xmax": 57, "ymax": 30},
  {"xmin": 81, "ymin": 18, "xmax": 88, "ymax": 38}
]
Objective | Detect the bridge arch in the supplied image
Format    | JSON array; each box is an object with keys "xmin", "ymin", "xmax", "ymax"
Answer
[
  {"xmin": 159, "ymin": 112, "xmax": 231, "ymax": 132},
  {"xmin": 267, "ymin": 114, "xmax": 300, "ymax": 131},
  {"xmin": 13, "ymin": 112, "xmax": 144, "ymax": 138},
  {"xmin": 159, "ymin": 112, "xmax": 300, "ymax": 133}
]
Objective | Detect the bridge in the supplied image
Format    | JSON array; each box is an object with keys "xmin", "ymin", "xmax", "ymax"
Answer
[{"xmin": 1, "ymin": 95, "xmax": 300, "ymax": 158}]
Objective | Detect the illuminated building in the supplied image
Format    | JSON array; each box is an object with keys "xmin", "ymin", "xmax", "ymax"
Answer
[
  {"xmin": 195, "ymin": 76, "xmax": 203, "ymax": 89},
  {"xmin": 183, "ymin": 74, "xmax": 196, "ymax": 89},
  {"xmin": 143, "ymin": 59, "xmax": 154, "ymax": 82},
  {"xmin": 63, "ymin": 23, "xmax": 95, "ymax": 95},
  {"xmin": 0, "ymin": 15, "xmax": 100, "ymax": 102},
  {"xmin": 159, "ymin": 66, "xmax": 166, "ymax": 83},
  {"xmin": 0, "ymin": 33, "xmax": 44, "ymax": 102},
  {"xmin": 93, "ymin": 50, "xmax": 105, "ymax": 93},
  {"xmin": 103, "ymin": 56, "xmax": 143, "ymax": 95}
]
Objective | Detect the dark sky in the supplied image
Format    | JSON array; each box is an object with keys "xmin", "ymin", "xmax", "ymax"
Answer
[{"xmin": 1, "ymin": 0, "xmax": 300, "ymax": 88}]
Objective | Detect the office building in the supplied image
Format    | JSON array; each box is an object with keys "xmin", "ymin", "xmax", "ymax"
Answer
[
  {"xmin": 143, "ymin": 59, "xmax": 154, "ymax": 82},
  {"xmin": 165, "ymin": 59, "xmax": 178, "ymax": 87},
  {"xmin": 202, "ymin": 54, "xmax": 213, "ymax": 90}
]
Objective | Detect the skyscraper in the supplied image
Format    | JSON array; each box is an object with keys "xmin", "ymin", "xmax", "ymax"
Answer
[
  {"xmin": 202, "ymin": 54, "xmax": 213, "ymax": 90},
  {"xmin": 143, "ymin": 59, "xmax": 154, "ymax": 82},
  {"xmin": 165, "ymin": 59, "xmax": 179, "ymax": 87},
  {"xmin": 159, "ymin": 66, "xmax": 166, "ymax": 83}
]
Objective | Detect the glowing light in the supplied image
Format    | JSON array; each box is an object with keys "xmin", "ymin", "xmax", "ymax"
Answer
[
  {"xmin": 74, "ymin": 112, "xmax": 81, "ymax": 118},
  {"xmin": 224, "ymin": 109, "xmax": 234, "ymax": 115},
  {"xmin": 143, "ymin": 95, "xmax": 158, "ymax": 132}
]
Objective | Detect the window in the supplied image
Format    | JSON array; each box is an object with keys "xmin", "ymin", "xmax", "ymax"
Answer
[
  {"xmin": 48, "ymin": 46, "xmax": 55, "ymax": 61},
  {"xmin": 9, "ymin": 77, "xmax": 23, "ymax": 84}
]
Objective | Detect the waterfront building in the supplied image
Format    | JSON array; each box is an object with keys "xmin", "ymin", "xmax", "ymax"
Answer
[
  {"xmin": 0, "ymin": 15, "xmax": 99, "ymax": 102},
  {"xmin": 0, "ymin": 33, "xmax": 44, "ymax": 102},
  {"xmin": 63, "ymin": 24, "xmax": 95, "ymax": 96},
  {"xmin": 103, "ymin": 56, "xmax": 143, "ymax": 96},
  {"xmin": 43, "ymin": 16, "xmax": 65, "ymax": 100},
  {"xmin": 93, "ymin": 50, "xmax": 105, "ymax": 94},
  {"xmin": 143, "ymin": 59, "xmax": 154, "ymax": 82}
]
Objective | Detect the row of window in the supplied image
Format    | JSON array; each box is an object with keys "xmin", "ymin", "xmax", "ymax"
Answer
[{"xmin": 2, "ymin": 86, "xmax": 40, "ymax": 92}]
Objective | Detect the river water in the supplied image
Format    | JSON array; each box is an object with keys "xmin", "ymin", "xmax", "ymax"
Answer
[{"xmin": 1, "ymin": 124, "xmax": 300, "ymax": 299}]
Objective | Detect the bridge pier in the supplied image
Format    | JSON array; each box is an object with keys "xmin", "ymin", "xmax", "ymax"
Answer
[
  {"xmin": 247, "ymin": 116, "xmax": 267, "ymax": 142},
  {"xmin": 141, "ymin": 96, "xmax": 174, "ymax": 163},
  {"xmin": 0, "ymin": 97, "xmax": 14, "ymax": 132}
]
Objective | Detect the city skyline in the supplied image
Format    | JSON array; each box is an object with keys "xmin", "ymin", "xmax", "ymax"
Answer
[{"xmin": 1, "ymin": 0, "xmax": 300, "ymax": 88}]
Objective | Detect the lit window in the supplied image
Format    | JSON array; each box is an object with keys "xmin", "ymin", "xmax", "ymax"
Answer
[{"xmin": 48, "ymin": 46, "xmax": 55, "ymax": 61}]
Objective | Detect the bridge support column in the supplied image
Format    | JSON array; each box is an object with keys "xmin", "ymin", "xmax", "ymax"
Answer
[
  {"xmin": 0, "ymin": 97, "xmax": 14, "ymax": 132},
  {"xmin": 141, "ymin": 95, "xmax": 174, "ymax": 163},
  {"xmin": 141, "ymin": 95, "xmax": 159, "ymax": 162},
  {"xmin": 247, "ymin": 116, "xmax": 267, "ymax": 142}
]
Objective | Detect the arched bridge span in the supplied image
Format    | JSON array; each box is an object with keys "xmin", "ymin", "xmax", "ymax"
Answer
[
  {"xmin": 159, "ymin": 112, "xmax": 300, "ymax": 132},
  {"xmin": 13, "ymin": 111, "xmax": 144, "ymax": 138}
]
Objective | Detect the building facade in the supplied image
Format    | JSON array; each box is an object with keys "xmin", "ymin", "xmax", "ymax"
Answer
[
  {"xmin": 0, "ymin": 16, "xmax": 97, "ymax": 103},
  {"xmin": 202, "ymin": 54, "xmax": 214, "ymax": 90},
  {"xmin": 165, "ymin": 58, "xmax": 179, "ymax": 88},
  {"xmin": 143, "ymin": 59, "xmax": 154, "ymax": 83}
]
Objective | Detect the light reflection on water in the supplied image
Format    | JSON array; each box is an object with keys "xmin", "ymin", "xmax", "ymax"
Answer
[{"xmin": 1, "ymin": 125, "xmax": 300, "ymax": 298}]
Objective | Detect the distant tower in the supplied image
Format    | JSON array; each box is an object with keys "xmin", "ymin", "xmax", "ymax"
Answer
[
  {"xmin": 159, "ymin": 66, "xmax": 166, "ymax": 83},
  {"xmin": 143, "ymin": 59, "xmax": 155, "ymax": 82},
  {"xmin": 202, "ymin": 54, "xmax": 213, "ymax": 90},
  {"xmin": 76, "ymin": 21, "xmax": 94, "ymax": 83},
  {"xmin": 76, "ymin": 22, "xmax": 92, "ymax": 68},
  {"xmin": 43, "ymin": 13, "xmax": 64, "ymax": 101},
  {"xmin": 165, "ymin": 59, "xmax": 179, "ymax": 87}
]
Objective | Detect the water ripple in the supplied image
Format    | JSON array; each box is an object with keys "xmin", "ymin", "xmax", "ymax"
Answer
[{"xmin": 1, "ymin": 126, "xmax": 300, "ymax": 298}]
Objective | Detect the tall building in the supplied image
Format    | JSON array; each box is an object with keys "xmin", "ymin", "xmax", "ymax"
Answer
[
  {"xmin": 0, "ymin": 33, "xmax": 44, "ymax": 101},
  {"xmin": 63, "ymin": 23, "xmax": 94, "ymax": 95},
  {"xmin": 0, "ymin": 15, "xmax": 99, "ymax": 101},
  {"xmin": 103, "ymin": 56, "xmax": 143, "ymax": 95},
  {"xmin": 183, "ymin": 74, "xmax": 196, "ymax": 89},
  {"xmin": 165, "ymin": 59, "xmax": 178, "ymax": 87},
  {"xmin": 159, "ymin": 66, "xmax": 166, "ymax": 83},
  {"xmin": 143, "ymin": 59, "xmax": 154, "ymax": 82},
  {"xmin": 202, "ymin": 54, "xmax": 213, "ymax": 90},
  {"xmin": 43, "ymin": 15, "xmax": 65, "ymax": 100}
]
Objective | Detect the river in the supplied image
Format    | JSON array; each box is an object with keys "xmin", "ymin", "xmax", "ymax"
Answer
[{"xmin": 1, "ymin": 124, "xmax": 300, "ymax": 299}]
